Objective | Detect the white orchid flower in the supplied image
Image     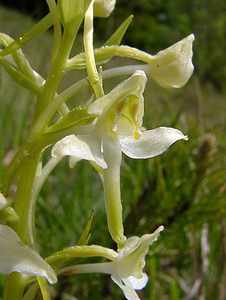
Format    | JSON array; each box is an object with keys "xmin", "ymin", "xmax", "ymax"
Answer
[
  {"xmin": 94, "ymin": 0, "xmax": 116, "ymax": 18},
  {"xmin": 59, "ymin": 226, "xmax": 164, "ymax": 300},
  {"xmin": 0, "ymin": 225, "xmax": 57, "ymax": 284},
  {"xmin": 52, "ymin": 71, "xmax": 187, "ymax": 246},
  {"xmin": 146, "ymin": 34, "xmax": 195, "ymax": 88}
]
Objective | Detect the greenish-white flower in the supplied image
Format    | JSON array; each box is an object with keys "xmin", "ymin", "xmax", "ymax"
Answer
[
  {"xmin": 52, "ymin": 70, "xmax": 187, "ymax": 246},
  {"xmin": 52, "ymin": 70, "xmax": 187, "ymax": 169},
  {"xmin": 0, "ymin": 225, "xmax": 57, "ymax": 284},
  {"xmin": 94, "ymin": 0, "xmax": 116, "ymax": 18},
  {"xmin": 146, "ymin": 34, "xmax": 195, "ymax": 88},
  {"xmin": 59, "ymin": 226, "xmax": 164, "ymax": 300}
]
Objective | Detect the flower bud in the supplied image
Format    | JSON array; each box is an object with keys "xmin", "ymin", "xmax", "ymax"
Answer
[
  {"xmin": 94, "ymin": 0, "xmax": 116, "ymax": 18},
  {"xmin": 148, "ymin": 34, "xmax": 195, "ymax": 88}
]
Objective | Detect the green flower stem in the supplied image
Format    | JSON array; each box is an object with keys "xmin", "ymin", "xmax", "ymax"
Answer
[
  {"xmin": 58, "ymin": 262, "xmax": 113, "ymax": 277},
  {"xmin": 84, "ymin": 0, "xmax": 104, "ymax": 98},
  {"xmin": 102, "ymin": 138, "xmax": 126, "ymax": 248},
  {"xmin": 1, "ymin": 23, "xmax": 80, "ymax": 193},
  {"xmin": 67, "ymin": 45, "xmax": 154, "ymax": 70},
  {"xmin": 46, "ymin": 0, "xmax": 61, "ymax": 62},
  {"xmin": 33, "ymin": 26, "xmax": 79, "ymax": 120},
  {"xmin": 13, "ymin": 155, "xmax": 40, "ymax": 244},
  {"xmin": 46, "ymin": 245, "xmax": 117, "ymax": 270},
  {"xmin": 28, "ymin": 157, "xmax": 62, "ymax": 246}
]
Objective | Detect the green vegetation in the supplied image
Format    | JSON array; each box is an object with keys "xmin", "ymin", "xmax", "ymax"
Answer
[{"xmin": 0, "ymin": 3, "xmax": 226, "ymax": 299}]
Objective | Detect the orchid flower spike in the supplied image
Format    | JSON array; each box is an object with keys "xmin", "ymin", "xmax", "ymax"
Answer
[
  {"xmin": 59, "ymin": 226, "xmax": 164, "ymax": 300},
  {"xmin": 0, "ymin": 225, "xmax": 57, "ymax": 284},
  {"xmin": 94, "ymin": 0, "xmax": 116, "ymax": 18},
  {"xmin": 52, "ymin": 71, "xmax": 187, "ymax": 246},
  {"xmin": 146, "ymin": 34, "xmax": 195, "ymax": 88}
]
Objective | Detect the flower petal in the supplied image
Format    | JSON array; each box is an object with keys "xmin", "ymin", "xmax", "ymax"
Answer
[
  {"xmin": 126, "ymin": 273, "xmax": 148, "ymax": 290},
  {"xmin": 118, "ymin": 236, "xmax": 140, "ymax": 258},
  {"xmin": 120, "ymin": 127, "xmax": 188, "ymax": 159},
  {"xmin": 0, "ymin": 225, "xmax": 57, "ymax": 284},
  {"xmin": 52, "ymin": 134, "xmax": 107, "ymax": 169},
  {"xmin": 94, "ymin": 0, "xmax": 116, "ymax": 18},
  {"xmin": 148, "ymin": 34, "xmax": 194, "ymax": 88},
  {"xmin": 0, "ymin": 193, "xmax": 7, "ymax": 209},
  {"xmin": 111, "ymin": 275, "xmax": 141, "ymax": 300},
  {"xmin": 88, "ymin": 70, "xmax": 147, "ymax": 115}
]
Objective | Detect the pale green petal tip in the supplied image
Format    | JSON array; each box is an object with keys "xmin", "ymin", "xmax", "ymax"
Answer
[{"xmin": 94, "ymin": 0, "xmax": 116, "ymax": 18}]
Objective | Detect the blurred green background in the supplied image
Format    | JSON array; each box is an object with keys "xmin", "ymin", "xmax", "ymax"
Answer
[{"xmin": 0, "ymin": 1, "xmax": 226, "ymax": 299}]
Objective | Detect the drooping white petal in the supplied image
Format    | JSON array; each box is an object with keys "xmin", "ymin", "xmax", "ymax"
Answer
[
  {"xmin": 111, "ymin": 275, "xmax": 140, "ymax": 300},
  {"xmin": 148, "ymin": 34, "xmax": 194, "ymax": 88},
  {"xmin": 88, "ymin": 71, "xmax": 147, "ymax": 115},
  {"xmin": 0, "ymin": 193, "xmax": 7, "ymax": 209},
  {"xmin": 52, "ymin": 134, "xmax": 107, "ymax": 169},
  {"xmin": 0, "ymin": 225, "xmax": 57, "ymax": 284},
  {"xmin": 119, "ymin": 127, "xmax": 188, "ymax": 159},
  {"xmin": 126, "ymin": 273, "xmax": 148, "ymax": 290},
  {"xmin": 94, "ymin": 0, "xmax": 116, "ymax": 18}
]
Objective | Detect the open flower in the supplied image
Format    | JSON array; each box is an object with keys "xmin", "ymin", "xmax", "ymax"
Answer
[
  {"xmin": 109, "ymin": 226, "xmax": 164, "ymax": 299},
  {"xmin": 146, "ymin": 34, "xmax": 195, "ymax": 88},
  {"xmin": 52, "ymin": 70, "xmax": 187, "ymax": 170},
  {"xmin": 59, "ymin": 226, "xmax": 164, "ymax": 300},
  {"xmin": 0, "ymin": 225, "xmax": 57, "ymax": 284},
  {"xmin": 52, "ymin": 71, "xmax": 187, "ymax": 246}
]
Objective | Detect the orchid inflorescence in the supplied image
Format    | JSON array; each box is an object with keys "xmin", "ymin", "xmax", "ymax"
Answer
[{"xmin": 0, "ymin": 0, "xmax": 194, "ymax": 299}]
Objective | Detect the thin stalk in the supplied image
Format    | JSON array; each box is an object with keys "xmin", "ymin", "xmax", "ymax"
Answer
[
  {"xmin": 58, "ymin": 262, "xmax": 113, "ymax": 277},
  {"xmin": 33, "ymin": 27, "xmax": 76, "ymax": 120},
  {"xmin": 13, "ymin": 155, "xmax": 40, "ymax": 244},
  {"xmin": 46, "ymin": 0, "xmax": 62, "ymax": 62},
  {"xmin": 84, "ymin": 0, "xmax": 104, "ymax": 98},
  {"xmin": 29, "ymin": 157, "xmax": 62, "ymax": 246},
  {"xmin": 67, "ymin": 45, "xmax": 154, "ymax": 70}
]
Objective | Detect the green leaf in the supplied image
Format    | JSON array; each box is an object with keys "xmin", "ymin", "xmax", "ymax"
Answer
[
  {"xmin": 0, "ymin": 14, "xmax": 52, "ymax": 57},
  {"xmin": 0, "ymin": 59, "xmax": 41, "ymax": 93},
  {"xmin": 44, "ymin": 107, "xmax": 95, "ymax": 134},
  {"xmin": 37, "ymin": 278, "xmax": 52, "ymax": 300},
  {"xmin": 104, "ymin": 15, "xmax": 134, "ymax": 46},
  {"xmin": 77, "ymin": 210, "xmax": 94, "ymax": 246}
]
